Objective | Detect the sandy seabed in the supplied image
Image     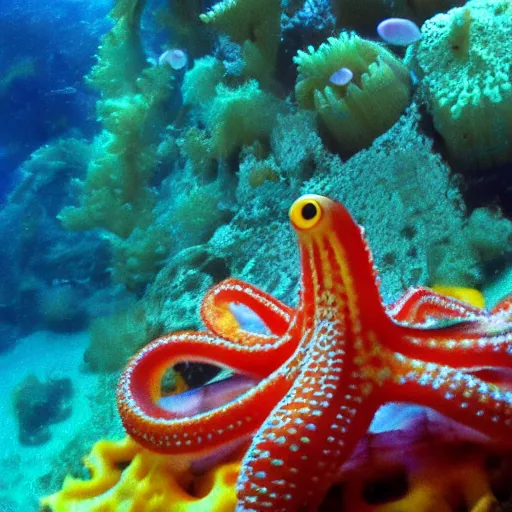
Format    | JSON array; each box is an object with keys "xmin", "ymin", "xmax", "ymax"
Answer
[{"xmin": 0, "ymin": 330, "xmax": 100, "ymax": 511}]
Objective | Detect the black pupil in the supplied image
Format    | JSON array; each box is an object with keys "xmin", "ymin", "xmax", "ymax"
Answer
[{"xmin": 302, "ymin": 202, "xmax": 317, "ymax": 220}]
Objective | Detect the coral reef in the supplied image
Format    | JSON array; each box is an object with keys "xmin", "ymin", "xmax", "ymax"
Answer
[
  {"xmin": 209, "ymin": 104, "xmax": 506, "ymax": 302},
  {"xmin": 409, "ymin": 0, "xmax": 512, "ymax": 171},
  {"xmin": 13, "ymin": 374, "xmax": 73, "ymax": 446},
  {"xmin": 295, "ymin": 32, "xmax": 411, "ymax": 155},
  {"xmin": 6, "ymin": 0, "xmax": 512, "ymax": 508},
  {"xmin": 0, "ymin": 138, "xmax": 108, "ymax": 340}
]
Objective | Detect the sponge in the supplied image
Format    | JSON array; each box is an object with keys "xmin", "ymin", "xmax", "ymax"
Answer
[{"xmin": 409, "ymin": 0, "xmax": 512, "ymax": 170}]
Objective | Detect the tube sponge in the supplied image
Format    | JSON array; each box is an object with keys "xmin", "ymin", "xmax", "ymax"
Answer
[
  {"xmin": 294, "ymin": 32, "xmax": 411, "ymax": 155},
  {"xmin": 409, "ymin": 0, "xmax": 512, "ymax": 170}
]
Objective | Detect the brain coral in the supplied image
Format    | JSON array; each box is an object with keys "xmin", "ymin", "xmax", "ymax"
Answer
[
  {"xmin": 409, "ymin": 0, "xmax": 512, "ymax": 170},
  {"xmin": 294, "ymin": 32, "xmax": 411, "ymax": 155}
]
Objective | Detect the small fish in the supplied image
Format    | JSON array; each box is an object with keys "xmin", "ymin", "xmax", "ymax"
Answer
[
  {"xmin": 158, "ymin": 48, "xmax": 188, "ymax": 70},
  {"xmin": 46, "ymin": 86, "xmax": 77, "ymax": 96},
  {"xmin": 377, "ymin": 18, "xmax": 422, "ymax": 46}
]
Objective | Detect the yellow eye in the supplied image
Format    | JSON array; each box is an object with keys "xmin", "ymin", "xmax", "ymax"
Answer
[{"xmin": 289, "ymin": 196, "xmax": 322, "ymax": 230}]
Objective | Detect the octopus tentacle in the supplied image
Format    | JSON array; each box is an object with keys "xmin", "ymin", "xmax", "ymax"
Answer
[
  {"xmin": 395, "ymin": 320, "xmax": 512, "ymax": 368},
  {"xmin": 491, "ymin": 294, "xmax": 512, "ymax": 318},
  {"xmin": 117, "ymin": 331, "xmax": 294, "ymax": 456},
  {"xmin": 237, "ymin": 369, "xmax": 376, "ymax": 512},
  {"xmin": 385, "ymin": 354, "xmax": 512, "ymax": 444},
  {"xmin": 388, "ymin": 287, "xmax": 488, "ymax": 325},
  {"xmin": 201, "ymin": 278, "xmax": 294, "ymax": 347}
]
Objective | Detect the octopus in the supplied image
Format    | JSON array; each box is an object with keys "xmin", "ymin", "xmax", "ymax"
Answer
[{"xmin": 117, "ymin": 194, "xmax": 512, "ymax": 511}]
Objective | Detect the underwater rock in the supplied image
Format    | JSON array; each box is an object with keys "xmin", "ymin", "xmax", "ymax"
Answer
[{"xmin": 13, "ymin": 374, "xmax": 73, "ymax": 446}]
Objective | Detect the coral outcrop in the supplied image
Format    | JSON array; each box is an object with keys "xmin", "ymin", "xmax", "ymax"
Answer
[
  {"xmin": 409, "ymin": 0, "xmax": 512, "ymax": 171},
  {"xmin": 14, "ymin": 375, "xmax": 73, "ymax": 446}
]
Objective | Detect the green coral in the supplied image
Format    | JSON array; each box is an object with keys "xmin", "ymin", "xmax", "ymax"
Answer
[
  {"xmin": 182, "ymin": 56, "xmax": 225, "ymax": 107},
  {"xmin": 295, "ymin": 32, "xmax": 411, "ymax": 155},
  {"xmin": 200, "ymin": 0, "xmax": 280, "ymax": 64},
  {"xmin": 58, "ymin": 0, "xmax": 177, "ymax": 289},
  {"xmin": 207, "ymin": 80, "xmax": 282, "ymax": 158},
  {"xmin": 200, "ymin": 0, "xmax": 281, "ymax": 87},
  {"xmin": 408, "ymin": 0, "xmax": 512, "ymax": 170}
]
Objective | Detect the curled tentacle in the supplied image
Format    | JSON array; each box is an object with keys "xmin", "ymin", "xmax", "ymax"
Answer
[
  {"xmin": 388, "ymin": 287, "xmax": 488, "ymax": 325},
  {"xmin": 201, "ymin": 278, "xmax": 294, "ymax": 346},
  {"xmin": 117, "ymin": 331, "xmax": 294, "ymax": 457}
]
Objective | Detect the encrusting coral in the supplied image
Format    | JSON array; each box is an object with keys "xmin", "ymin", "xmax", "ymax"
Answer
[
  {"xmin": 39, "ymin": 436, "xmax": 240, "ymax": 512},
  {"xmin": 294, "ymin": 32, "xmax": 411, "ymax": 155},
  {"xmin": 408, "ymin": 0, "xmax": 512, "ymax": 171}
]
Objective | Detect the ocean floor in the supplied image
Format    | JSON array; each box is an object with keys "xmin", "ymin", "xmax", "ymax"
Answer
[{"xmin": 0, "ymin": 330, "xmax": 100, "ymax": 511}]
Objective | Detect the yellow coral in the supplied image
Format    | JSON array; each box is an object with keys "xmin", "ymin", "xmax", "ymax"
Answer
[
  {"xmin": 40, "ymin": 437, "xmax": 240, "ymax": 512},
  {"xmin": 295, "ymin": 32, "xmax": 411, "ymax": 155},
  {"xmin": 432, "ymin": 285, "xmax": 485, "ymax": 309},
  {"xmin": 409, "ymin": 0, "xmax": 512, "ymax": 170}
]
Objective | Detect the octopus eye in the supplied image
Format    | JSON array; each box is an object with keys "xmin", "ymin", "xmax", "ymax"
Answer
[
  {"xmin": 302, "ymin": 202, "xmax": 317, "ymax": 220},
  {"xmin": 289, "ymin": 196, "xmax": 323, "ymax": 230}
]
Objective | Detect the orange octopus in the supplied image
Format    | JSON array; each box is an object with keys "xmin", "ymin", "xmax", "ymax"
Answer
[{"xmin": 117, "ymin": 194, "xmax": 512, "ymax": 511}]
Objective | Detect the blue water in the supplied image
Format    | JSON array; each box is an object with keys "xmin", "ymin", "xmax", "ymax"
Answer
[{"xmin": 0, "ymin": 0, "xmax": 110, "ymax": 201}]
